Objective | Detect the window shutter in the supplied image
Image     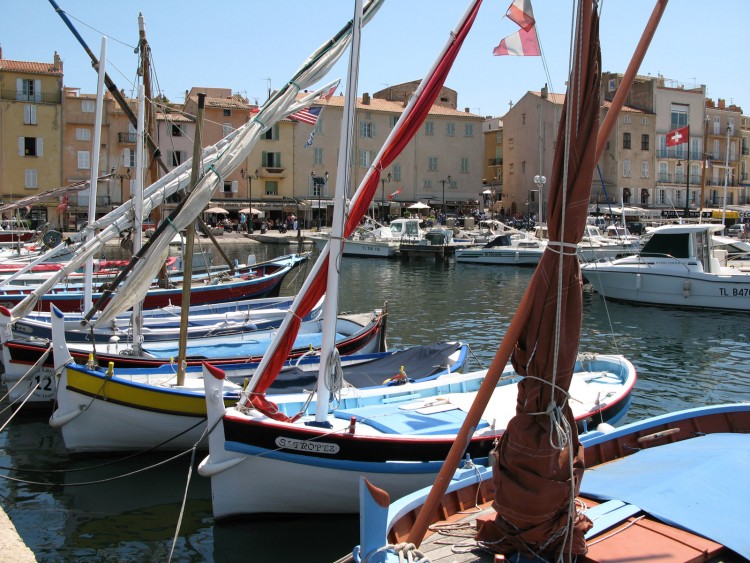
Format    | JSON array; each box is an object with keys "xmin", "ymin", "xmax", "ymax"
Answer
[
  {"xmin": 18, "ymin": 137, "xmax": 24, "ymax": 156},
  {"xmin": 16, "ymin": 79, "xmax": 23, "ymax": 100},
  {"xmin": 34, "ymin": 80, "xmax": 41, "ymax": 102},
  {"xmin": 37, "ymin": 138, "xmax": 43, "ymax": 157},
  {"xmin": 231, "ymin": 180, "xmax": 238, "ymax": 193}
]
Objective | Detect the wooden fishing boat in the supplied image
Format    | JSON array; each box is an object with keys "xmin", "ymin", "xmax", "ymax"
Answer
[{"xmin": 351, "ymin": 403, "xmax": 750, "ymax": 562}]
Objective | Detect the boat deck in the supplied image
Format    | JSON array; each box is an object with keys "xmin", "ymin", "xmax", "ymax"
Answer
[{"xmin": 388, "ymin": 497, "xmax": 742, "ymax": 563}]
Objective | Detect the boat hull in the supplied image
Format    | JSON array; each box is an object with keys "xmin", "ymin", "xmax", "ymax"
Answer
[
  {"xmin": 199, "ymin": 354, "xmax": 635, "ymax": 516},
  {"xmin": 584, "ymin": 263, "xmax": 750, "ymax": 311}
]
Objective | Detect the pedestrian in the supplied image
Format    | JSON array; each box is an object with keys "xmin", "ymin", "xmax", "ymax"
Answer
[{"xmin": 239, "ymin": 212, "xmax": 247, "ymax": 232}]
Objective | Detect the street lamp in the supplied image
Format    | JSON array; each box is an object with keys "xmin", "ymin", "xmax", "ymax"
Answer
[
  {"xmin": 534, "ymin": 174, "xmax": 546, "ymax": 223},
  {"xmin": 439, "ymin": 175, "xmax": 452, "ymax": 220},
  {"xmin": 676, "ymin": 159, "xmax": 690, "ymax": 221},
  {"xmin": 312, "ymin": 170, "xmax": 329, "ymax": 231},
  {"xmin": 380, "ymin": 172, "xmax": 392, "ymax": 222},
  {"xmin": 241, "ymin": 167, "xmax": 259, "ymax": 233}
]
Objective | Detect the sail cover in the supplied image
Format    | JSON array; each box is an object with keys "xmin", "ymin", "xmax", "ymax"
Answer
[
  {"xmin": 476, "ymin": 0, "xmax": 601, "ymax": 557},
  {"xmin": 241, "ymin": 0, "xmax": 483, "ymax": 419}
]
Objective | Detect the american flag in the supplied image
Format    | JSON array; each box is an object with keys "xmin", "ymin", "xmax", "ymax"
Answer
[{"xmin": 289, "ymin": 105, "xmax": 323, "ymax": 125}]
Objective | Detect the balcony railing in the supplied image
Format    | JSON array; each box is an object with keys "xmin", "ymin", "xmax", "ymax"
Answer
[
  {"xmin": 118, "ymin": 132, "xmax": 137, "ymax": 143},
  {"xmin": 0, "ymin": 90, "xmax": 62, "ymax": 104},
  {"xmin": 655, "ymin": 149, "xmax": 703, "ymax": 160},
  {"xmin": 488, "ymin": 158, "xmax": 503, "ymax": 166}
]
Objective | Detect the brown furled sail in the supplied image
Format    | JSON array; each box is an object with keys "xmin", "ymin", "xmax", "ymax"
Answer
[{"xmin": 475, "ymin": 0, "xmax": 601, "ymax": 557}]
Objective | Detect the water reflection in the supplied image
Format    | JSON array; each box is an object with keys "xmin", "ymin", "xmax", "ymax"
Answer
[{"xmin": 1, "ymin": 243, "xmax": 748, "ymax": 561}]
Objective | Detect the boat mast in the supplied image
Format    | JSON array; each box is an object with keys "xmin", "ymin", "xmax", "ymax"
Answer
[
  {"xmin": 177, "ymin": 92, "xmax": 207, "ymax": 385},
  {"xmin": 408, "ymin": 0, "xmax": 671, "ymax": 548},
  {"xmin": 83, "ymin": 36, "xmax": 107, "ymax": 315},
  {"xmin": 314, "ymin": 0, "xmax": 363, "ymax": 424},
  {"xmin": 131, "ymin": 84, "xmax": 146, "ymax": 351}
]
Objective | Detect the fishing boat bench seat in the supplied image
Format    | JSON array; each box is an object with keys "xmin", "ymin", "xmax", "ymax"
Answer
[{"xmin": 333, "ymin": 402, "xmax": 490, "ymax": 436}]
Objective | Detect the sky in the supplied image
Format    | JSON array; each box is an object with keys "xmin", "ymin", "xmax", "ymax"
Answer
[{"xmin": 2, "ymin": 0, "xmax": 749, "ymax": 118}]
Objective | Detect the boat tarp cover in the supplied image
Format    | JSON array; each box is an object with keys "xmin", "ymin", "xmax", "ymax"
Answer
[{"xmin": 580, "ymin": 433, "xmax": 750, "ymax": 558}]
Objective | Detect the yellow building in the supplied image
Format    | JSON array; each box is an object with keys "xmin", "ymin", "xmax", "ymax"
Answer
[{"xmin": 0, "ymin": 48, "xmax": 63, "ymax": 226}]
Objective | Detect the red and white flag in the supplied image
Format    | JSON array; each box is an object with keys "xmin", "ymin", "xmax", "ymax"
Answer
[
  {"xmin": 665, "ymin": 125, "xmax": 689, "ymax": 146},
  {"xmin": 493, "ymin": 26, "xmax": 540, "ymax": 56},
  {"xmin": 387, "ymin": 188, "xmax": 402, "ymax": 200},
  {"xmin": 506, "ymin": 0, "xmax": 535, "ymax": 31}
]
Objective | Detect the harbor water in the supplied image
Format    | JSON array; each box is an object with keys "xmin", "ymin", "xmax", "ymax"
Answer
[{"xmin": 1, "ymin": 242, "xmax": 749, "ymax": 562}]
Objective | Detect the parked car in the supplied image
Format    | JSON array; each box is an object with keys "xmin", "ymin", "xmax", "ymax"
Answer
[{"xmin": 726, "ymin": 223, "xmax": 744, "ymax": 238}]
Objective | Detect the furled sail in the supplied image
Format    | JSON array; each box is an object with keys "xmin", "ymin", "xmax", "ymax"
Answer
[{"xmin": 90, "ymin": 1, "xmax": 384, "ymax": 326}]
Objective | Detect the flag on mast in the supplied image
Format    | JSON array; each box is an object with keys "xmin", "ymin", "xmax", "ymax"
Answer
[
  {"xmin": 288, "ymin": 105, "xmax": 323, "ymax": 125},
  {"xmin": 387, "ymin": 188, "xmax": 402, "ymax": 199},
  {"xmin": 506, "ymin": 0, "xmax": 535, "ymax": 31},
  {"xmin": 493, "ymin": 26, "xmax": 541, "ymax": 56},
  {"xmin": 666, "ymin": 125, "xmax": 689, "ymax": 146}
]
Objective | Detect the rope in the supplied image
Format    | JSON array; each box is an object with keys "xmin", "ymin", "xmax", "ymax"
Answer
[{"xmin": 362, "ymin": 542, "xmax": 430, "ymax": 563}]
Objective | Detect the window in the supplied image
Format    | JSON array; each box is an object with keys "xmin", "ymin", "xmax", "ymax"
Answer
[
  {"xmin": 24, "ymin": 105, "xmax": 37, "ymax": 125},
  {"xmin": 76, "ymin": 128, "xmax": 91, "ymax": 141},
  {"xmin": 658, "ymin": 161, "xmax": 668, "ymax": 182},
  {"xmin": 19, "ymin": 137, "xmax": 43, "ymax": 157},
  {"xmin": 77, "ymin": 150, "xmax": 90, "ymax": 169},
  {"xmin": 82, "ymin": 100, "xmax": 95, "ymax": 113},
  {"xmin": 464, "ymin": 123, "xmax": 474, "ymax": 137},
  {"xmin": 265, "ymin": 181, "xmax": 278, "ymax": 196},
  {"xmin": 730, "ymin": 141, "xmax": 736, "ymax": 161},
  {"xmin": 222, "ymin": 123, "xmax": 232, "ymax": 137},
  {"xmin": 460, "ymin": 157, "xmax": 469, "ymax": 173},
  {"xmin": 425, "ymin": 121, "xmax": 434, "ymax": 136},
  {"xmin": 171, "ymin": 123, "xmax": 184, "ymax": 137},
  {"xmin": 622, "ymin": 159, "xmax": 631, "ymax": 178},
  {"xmin": 608, "ymin": 78, "xmax": 616, "ymax": 91},
  {"xmin": 168, "ymin": 150, "xmax": 185, "ymax": 166},
  {"xmin": 670, "ymin": 104, "xmax": 688, "ymax": 131},
  {"xmin": 262, "ymin": 151, "xmax": 282, "ymax": 168},
  {"xmin": 389, "ymin": 115, "xmax": 398, "ymax": 128},
  {"xmin": 428, "ymin": 157, "xmax": 438, "ymax": 172},
  {"xmin": 423, "ymin": 179, "xmax": 433, "ymax": 189},
  {"xmin": 509, "ymin": 163, "xmax": 514, "ymax": 174},
  {"xmin": 16, "ymin": 78, "xmax": 40, "ymax": 102},
  {"xmin": 713, "ymin": 139, "xmax": 720, "ymax": 159},
  {"xmin": 658, "ymin": 188, "xmax": 666, "ymax": 205},
  {"xmin": 713, "ymin": 116, "xmax": 720, "ymax": 135},
  {"xmin": 508, "ymin": 138, "xmax": 514, "ymax": 150},
  {"xmin": 24, "ymin": 169, "xmax": 38, "ymax": 189},
  {"xmin": 522, "ymin": 114, "xmax": 526, "ymax": 125},
  {"xmin": 263, "ymin": 124, "xmax": 280, "ymax": 141},
  {"xmin": 521, "ymin": 161, "xmax": 526, "ymax": 173},
  {"xmin": 641, "ymin": 160, "xmax": 649, "ymax": 178},
  {"xmin": 360, "ymin": 121, "xmax": 375, "ymax": 138},
  {"xmin": 223, "ymin": 108, "xmax": 231, "ymax": 117},
  {"xmin": 623, "ymin": 115, "xmax": 631, "ymax": 124},
  {"xmin": 222, "ymin": 181, "xmax": 238, "ymax": 194},
  {"xmin": 123, "ymin": 148, "xmax": 136, "ymax": 167},
  {"xmin": 313, "ymin": 147, "xmax": 323, "ymax": 166},
  {"xmin": 446, "ymin": 123, "xmax": 455, "ymax": 137},
  {"xmin": 641, "ymin": 116, "xmax": 649, "ymax": 125},
  {"xmin": 392, "ymin": 164, "xmax": 402, "ymax": 182},
  {"xmin": 641, "ymin": 134, "xmax": 649, "ymax": 150},
  {"xmin": 359, "ymin": 150, "xmax": 373, "ymax": 168},
  {"xmin": 623, "ymin": 132, "xmax": 631, "ymax": 149}
]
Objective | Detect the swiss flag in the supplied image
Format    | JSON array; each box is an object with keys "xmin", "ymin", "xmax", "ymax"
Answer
[{"xmin": 666, "ymin": 126, "xmax": 689, "ymax": 147}]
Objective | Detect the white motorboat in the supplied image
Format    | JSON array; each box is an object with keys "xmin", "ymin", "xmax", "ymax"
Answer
[
  {"xmin": 582, "ymin": 223, "xmax": 750, "ymax": 311},
  {"xmin": 455, "ymin": 233, "xmax": 545, "ymax": 266}
]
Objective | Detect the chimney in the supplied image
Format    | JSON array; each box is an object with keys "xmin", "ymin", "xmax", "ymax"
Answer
[
  {"xmin": 53, "ymin": 51, "xmax": 62, "ymax": 72},
  {"xmin": 718, "ymin": 98, "xmax": 725, "ymax": 109},
  {"xmin": 465, "ymin": 107, "xmax": 470, "ymax": 113},
  {"xmin": 541, "ymin": 83, "xmax": 548, "ymax": 99},
  {"xmin": 362, "ymin": 92, "xmax": 370, "ymax": 105},
  {"xmin": 0, "ymin": 47, "xmax": 3, "ymax": 60}
]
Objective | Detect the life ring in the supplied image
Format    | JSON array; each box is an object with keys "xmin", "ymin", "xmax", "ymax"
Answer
[{"xmin": 42, "ymin": 230, "xmax": 63, "ymax": 249}]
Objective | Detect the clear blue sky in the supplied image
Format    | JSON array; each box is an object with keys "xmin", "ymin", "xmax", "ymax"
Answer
[{"xmin": 2, "ymin": 0, "xmax": 748, "ymax": 117}]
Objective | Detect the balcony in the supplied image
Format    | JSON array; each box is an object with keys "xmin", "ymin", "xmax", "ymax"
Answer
[
  {"xmin": 0, "ymin": 89, "xmax": 62, "ymax": 104},
  {"xmin": 118, "ymin": 132, "xmax": 137, "ymax": 144},
  {"xmin": 655, "ymin": 149, "xmax": 703, "ymax": 160},
  {"xmin": 488, "ymin": 158, "xmax": 503, "ymax": 166}
]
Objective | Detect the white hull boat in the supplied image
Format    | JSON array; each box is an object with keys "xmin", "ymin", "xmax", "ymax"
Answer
[{"xmin": 582, "ymin": 223, "xmax": 750, "ymax": 311}]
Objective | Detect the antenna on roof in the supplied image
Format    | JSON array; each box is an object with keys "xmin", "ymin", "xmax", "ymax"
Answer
[{"xmin": 265, "ymin": 78, "xmax": 271, "ymax": 101}]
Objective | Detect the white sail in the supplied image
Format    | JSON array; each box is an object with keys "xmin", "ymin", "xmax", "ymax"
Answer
[{"xmin": 91, "ymin": 2, "xmax": 384, "ymax": 326}]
